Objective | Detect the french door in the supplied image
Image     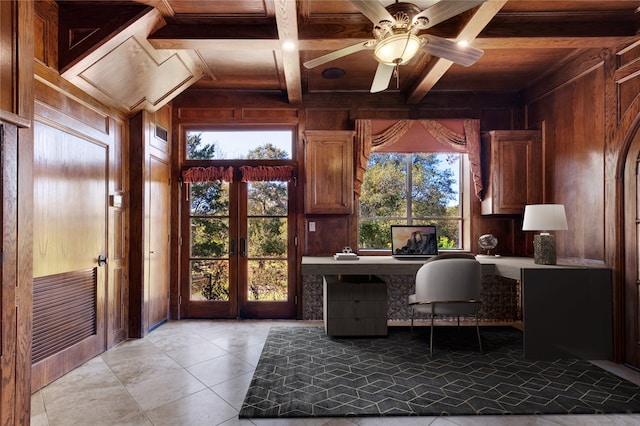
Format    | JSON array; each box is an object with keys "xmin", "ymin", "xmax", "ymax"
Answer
[{"xmin": 181, "ymin": 178, "xmax": 296, "ymax": 319}]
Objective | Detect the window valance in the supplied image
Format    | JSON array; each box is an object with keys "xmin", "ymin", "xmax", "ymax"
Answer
[
  {"xmin": 181, "ymin": 166, "xmax": 234, "ymax": 183},
  {"xmin": 181, "ymin": 165, "xmax": 295, "ymax": 183},
  {"xmin": 239, "ymin": 165, "xmax": 295, "ymax": 182},
  {"xmin": 355, "ymin": 119, "xmax": 483, "ymax": 200}
]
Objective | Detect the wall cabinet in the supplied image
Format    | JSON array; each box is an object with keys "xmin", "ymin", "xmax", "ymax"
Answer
[
  {"xmin": 304, "ymin": 130, "xmax": 354, "ymax": 214},
  {"xmin": 481, "ymin": 130, "xmax": 542, "ymax": 215}
]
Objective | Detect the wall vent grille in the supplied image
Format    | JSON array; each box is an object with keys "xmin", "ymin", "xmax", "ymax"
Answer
[{"xmin": 32, "ymin": 268, "xmax": 97, "ymax": 364}]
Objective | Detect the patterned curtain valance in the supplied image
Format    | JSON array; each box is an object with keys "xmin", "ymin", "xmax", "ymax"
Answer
[
  {"xmin": 181, "ymin": 166, "xmax": 234, "ymax": 183},
  {"xmin": 355, "ymin": 119, "xmax": 483, "ymax": 200},
  {"xmin": 240, "ymin": 165, "xmax": 295, "ymax": 182}
]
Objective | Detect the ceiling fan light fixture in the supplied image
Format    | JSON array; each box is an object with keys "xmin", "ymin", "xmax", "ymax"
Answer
[{"xmin": 374, "ymin": 33, "xmax": 421, "ymax": 65}]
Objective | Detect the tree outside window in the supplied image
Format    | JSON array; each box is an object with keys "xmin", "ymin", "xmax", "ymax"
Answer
[{"xmin": 359, "ymin": 152, "xmax": 464, "ymax": 250}]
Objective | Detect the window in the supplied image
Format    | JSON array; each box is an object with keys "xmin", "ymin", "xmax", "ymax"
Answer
[
  {"xmin": 186, "ymin": 130, "xmax": 292, "ymax": 160},
  {"xmin": 358, "ymin": 152, "xmax": 470, "ymax": 251}
]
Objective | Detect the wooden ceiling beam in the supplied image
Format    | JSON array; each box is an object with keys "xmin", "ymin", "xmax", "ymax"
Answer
[
  {"xmin": 149, "ymin": 34, "xmax": 633, "ymax": 53},
  {"xmin": 407, "ymin": 0, "xmax": 508, "ymax": 105},
  {"xmin": 274, "ymin": 0, "xmax": 301, "ymax": 104}
]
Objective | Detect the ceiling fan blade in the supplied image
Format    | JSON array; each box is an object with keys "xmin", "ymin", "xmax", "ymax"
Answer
[
  {"xmin": 303, "ymin": 41, "xmax": 372, "ymax": 69},
  {"xmin": 350, "ymin": 0, "xmax": 395, "ymax": 25},
  {"xmin": 421, "ymin": 34, "xmax": 484, "ymax": 67},
  {"xmin": 370, "ymin": 63, "xmax": 395, "ymax": 93},
  {"xmin": 414, "ymin": 0, "xmax": 486, "ymax": 29}
]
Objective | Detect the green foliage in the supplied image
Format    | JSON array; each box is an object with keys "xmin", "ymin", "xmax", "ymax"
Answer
[
  {"xmin": 247, "ymin": 260, "xmax": 287, "ymax": 301},
  {"xmin": 187, "ymin": 133, "xmax": 216, "ymax": 160},
  {"xmin": 190, "ymin": 260, "xmax": 229, "ymax": 301},
  {"xmin": 246, "ymin": 143, "xmax": 289, "ymax": 160},
  {"xmin": 359, "ymin": 153, "xmax": 462, "ymax": 250},
  {"xmin": 187, "ymin": 134, "xmax": 290, "ymax": 302}
]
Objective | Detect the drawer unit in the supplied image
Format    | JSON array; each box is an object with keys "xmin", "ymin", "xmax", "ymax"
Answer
[{"xmin": 323, "ymin": 275, "xmax": 387, "ymax": 336}]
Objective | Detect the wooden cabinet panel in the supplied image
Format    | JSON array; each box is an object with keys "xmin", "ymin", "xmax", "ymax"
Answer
[
  {"xmin": 304, "ymin": 130, "xmax": 354, "ymax": 214},
  {"xmin": 481, "ymin": 130, "xmax": 542, "ymax": 215},
  {"xmin": 323, "ymin": 275, "xmax": 387, "ymax": 336}
]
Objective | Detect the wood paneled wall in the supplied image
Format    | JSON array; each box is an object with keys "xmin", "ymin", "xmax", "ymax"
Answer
[
  {"xmin": 526, "ymin": 50, "xmax": 607, "ymax": 263},
  {"xmin": 130, "ymin": 107, "xmax": 172, "ymax": 336},
  {"xmin": 171, "ymin": 91, "xmax": 525, "ymax": 270},
  {"xmin": 1, "ymin": 0, "xmax": 33, "ymax": 424},
  {"xmin": 523, "ymin": 40, "xmax": 640, "ymax": 363},
  {"xmin": 31, "ymin": 0, "xmax": 130, "ymax": 389}
]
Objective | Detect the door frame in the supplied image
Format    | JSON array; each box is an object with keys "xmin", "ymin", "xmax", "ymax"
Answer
[
  {"xmin": 179, "ymin": 164, "xmax": 298, "ymax": 319},
  {"xmin": 623, "ymin": 114, "xmax": 640, "ymax": 368}
]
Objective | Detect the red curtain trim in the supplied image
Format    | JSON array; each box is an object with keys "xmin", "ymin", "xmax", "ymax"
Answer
[
  {"xmin": 181, "ymin": 166, "xmax": 234, "ymax": 183},
  {"xmin": 355, "ymin": 119, "xmax": 484, "ymax": 200},
  {"xmin": 240, "ymin": 165, "xmax": 294, "ymax": 182}
]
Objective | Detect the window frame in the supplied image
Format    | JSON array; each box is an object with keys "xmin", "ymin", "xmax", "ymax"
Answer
[{"xmin": 357, "ymin": 152, "xmax": 471, "ymax": 254}]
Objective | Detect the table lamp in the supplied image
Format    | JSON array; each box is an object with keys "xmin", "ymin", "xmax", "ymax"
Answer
[{"xmin": 522, "ymin": 204, "xmax": 568, "ymax": 265}]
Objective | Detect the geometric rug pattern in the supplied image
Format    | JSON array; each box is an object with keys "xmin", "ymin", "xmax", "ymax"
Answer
[{"xmin": 239, "ymin": 326, "xmax": 640, "ymax": 418}]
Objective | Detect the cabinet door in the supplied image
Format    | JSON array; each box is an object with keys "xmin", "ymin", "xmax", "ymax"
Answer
[
  {"xmin": 482, "ymin": 130, "xmax": 541, "ymax": 215},
  {"xmin": 304, "ymin": 130, "xmax": 354, "ymax": 214}
]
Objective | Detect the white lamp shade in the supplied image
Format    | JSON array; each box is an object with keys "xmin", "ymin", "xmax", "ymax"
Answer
[
  {"xmin": 522, "ymin": 204, "xmax": 568, "ymax": 231},
  {"xmin": 374, "ymin": 34, "xmax": 421, "ymax": 65}
]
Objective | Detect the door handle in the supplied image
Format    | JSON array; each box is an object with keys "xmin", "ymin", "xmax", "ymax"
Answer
[
  {"xmin": 97, "ymin": 254, "xmax": 108, "ymax": 267},
  {"xmin": 240, "ymin": 238, "xmax": 247, "ymax": 257},
  {"xmin": 229, "ymin": 239, "xmax": 236, "ymax": 257}
]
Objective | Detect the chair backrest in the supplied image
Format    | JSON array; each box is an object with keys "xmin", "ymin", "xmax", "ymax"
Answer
[{"xmin": 414, "ymin": 257, "xmax": 481, "ymax": 315}]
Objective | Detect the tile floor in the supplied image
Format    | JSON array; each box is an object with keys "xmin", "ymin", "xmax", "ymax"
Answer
[{"xmin": 30, "ymin": 320, "xmax": 640, "ymax": 426}]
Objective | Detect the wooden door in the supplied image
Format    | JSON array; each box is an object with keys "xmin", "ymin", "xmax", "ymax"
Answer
[
  {"xmin": 31, "ymin": 120, "xmax": 108, "ymax": 390},
  {"xmin": 148, "ymin": 156, "xmax": 170, "ymax": 328}
]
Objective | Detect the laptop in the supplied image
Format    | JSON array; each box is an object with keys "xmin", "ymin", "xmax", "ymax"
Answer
[{"xmin": 391, "ymin": 225, "xmax": 438, "ymax": 259}]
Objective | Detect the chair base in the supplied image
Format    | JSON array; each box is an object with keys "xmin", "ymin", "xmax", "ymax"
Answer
[{"xmin": 411, "ymin": 308, "xmax": 483, "ymax": 356}]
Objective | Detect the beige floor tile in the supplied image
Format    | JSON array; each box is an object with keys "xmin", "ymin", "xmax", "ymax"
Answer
[
  {"xmin": 144, "ymin": 388, "xmax": 238, "ymax": 426},
  {"xmin": 125, "ymin": 367, "xmax": 207, "ymax": 411},
  {"xmin": 165, "ymin": 340, "xmax": 229, "ymax": 367},
  {"xmin": 211, "ymin": 370, "xmax": 255, "ymax": 410},
  {"xmin": 104, "ymin": 351, "xmax": 184, "ymax": 387},
  {"xmin": 186, "ymin": 353, "xmax": 255, "ymax": 387},
  {"xmin": 31, "ymin": 320, "xmax": 640, "ymax": 426}
]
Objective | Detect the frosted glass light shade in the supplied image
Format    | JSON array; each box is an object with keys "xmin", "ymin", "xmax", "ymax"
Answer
[
  {"xmin": 522, "ymin": 204, "xmax": 568, "ymax": 232},
  {"xmin": 374, "ymin": 34, "xmax": 421, "ymax": 65}
]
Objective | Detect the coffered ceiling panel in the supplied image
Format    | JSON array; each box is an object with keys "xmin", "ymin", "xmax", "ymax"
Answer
[{"xmin": 58, "ymin": 0, "xmax": 640, "ymax": 109}]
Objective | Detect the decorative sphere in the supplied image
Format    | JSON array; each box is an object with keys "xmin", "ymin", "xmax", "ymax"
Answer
[{"xmin": 478, "ymin": 234, "xmax": 498, "ymax": 251}]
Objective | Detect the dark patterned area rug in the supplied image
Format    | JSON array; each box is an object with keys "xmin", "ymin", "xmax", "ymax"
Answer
[{"xmin": 239, "ymin": 326, "xmax": 640, "ymax": 418}]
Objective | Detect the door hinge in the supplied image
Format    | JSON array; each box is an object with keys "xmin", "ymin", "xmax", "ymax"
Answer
[
  {"xmin": 294, "ymin": 236, "xmax": 298, "ymax": 246},
  {"xmin": 179, "ymin": 295, "xmax": 182, "ymax": 305},
  {"xmin": 294, "ymin": 295, "xmax": 298, "ymax": 305}
]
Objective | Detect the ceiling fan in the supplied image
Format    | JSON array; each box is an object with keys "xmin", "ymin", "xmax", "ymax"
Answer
[{"xmin": 303, "ymin": 0, "xmax": 486, "ymax": 93}]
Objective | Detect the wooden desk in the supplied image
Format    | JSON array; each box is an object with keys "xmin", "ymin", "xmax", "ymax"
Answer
[{"xmin": 302, "ymin": 256, "xmax": 612, "ymax": 360}]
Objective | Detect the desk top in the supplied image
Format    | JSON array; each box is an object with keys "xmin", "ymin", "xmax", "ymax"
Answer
[{"xmin": 301, "ymin": 255, "xmax": 604, "ymax": 281}]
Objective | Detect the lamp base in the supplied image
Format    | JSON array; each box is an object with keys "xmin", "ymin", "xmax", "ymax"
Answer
[{"xmin": 533, "ymin": 234, "xmax": 556, "ymax": 265}]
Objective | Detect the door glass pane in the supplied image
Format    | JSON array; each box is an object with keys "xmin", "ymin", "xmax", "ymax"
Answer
[
  {"xmin": 246, "ymin": 181, "xmax": 288, "ymax": 302},
  {"xmin": 247, "ymin": 260, "xmax": 288, "ymax": 301},
  {"xmin": 189, "ymin": 181, "xmax": 230, "ymax": 301},
  {"xmin": 248, "ymin": 217, "xmax": 287, "ymax": 257},
  {"xmin": 190, "ymin": 181, "xmax": 229, "ymax": 215},
  {"xmin": 190, "ymin": 217, "xmax": 229, "ymax": 257},
  {"xmin": 190, "ymin": 260, "xmax": 229, "ymax": 301}
]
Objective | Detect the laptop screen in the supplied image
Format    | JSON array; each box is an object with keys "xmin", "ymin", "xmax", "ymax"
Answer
[{"xmin": 391, "ymin": 225, "xmax": 438, "ymax": 257}]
